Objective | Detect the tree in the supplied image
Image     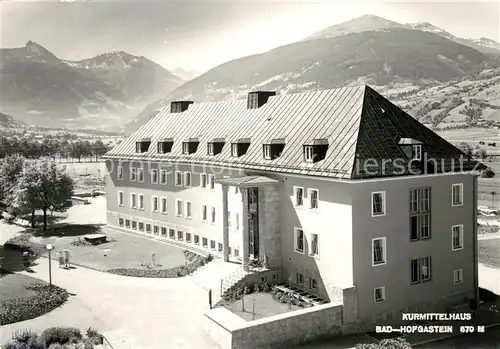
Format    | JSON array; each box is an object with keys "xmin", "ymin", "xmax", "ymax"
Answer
[
  {"xmin": 11, "ymin": 157, "xmax": 74, "ymax": 230},
  {"xmin": 0, "ymin": 154, "xmax": 25, "ymax": 210},
  {"xmin": 457, "ymin": 142, "xmax": 474, "ymax": 158},
  {"xmin": 475, "ymin": 148, "xmax": 488, "ymax": 160},
  {"xmin": 356, "ymin": 338, "xmax": 411, "ymax": 349},
  {"xmin": 91, "ymin": 139, "xmax": 111, "ymax": 161}
]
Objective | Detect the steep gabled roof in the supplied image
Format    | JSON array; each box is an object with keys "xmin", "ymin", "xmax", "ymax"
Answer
[
  {"xmin": 104, "ymin": 85, "xmax": 484, "ymax": 179},
  {"xmin": 104, "ymin": 86, "xmax": 365, "ymax": 179}
]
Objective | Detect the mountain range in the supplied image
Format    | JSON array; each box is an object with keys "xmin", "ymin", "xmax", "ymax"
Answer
[
  {"xmin": 0, "ymin": 41, "xmax": 184, "ymax": 131},
  {"xmin": 1, "ymin": 14, "xmax": 499, "ymax": 133},
  {"xmin": 125, "ymin": 15, "xmax": 500, "ymax": 133}
]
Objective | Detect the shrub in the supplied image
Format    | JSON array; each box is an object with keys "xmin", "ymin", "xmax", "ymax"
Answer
[
  {"xmin": 86, "ymin": 327, "xmax": 103, "ymax": 345},
  {"xmin": 356, "ymin": 338, "xmax": 411, "ymax": 348},
  {"xmin": 243, "ymin": 285, "xmax": 252, "ymax": 294},
  {"xmin": 253, "ymin": 284, "xmax": 260, "ymax": 293},
  {"xmin": 48, "ymin": 344, "xmax": 65, "ymax": 349},
  {"xmin": 40, "ymin": 327, "xmax": 82, "ymax": 347},
  {"xmin": 261, "ymin": 282, "xmax": 271, "ymax": 292},
  {"xmin": 3, "ymin": 343, "xmax": 22, "ymax": 349},
  {"xmin": 12, "ymin": 329, "xmax": 38, "ymax": 344}
]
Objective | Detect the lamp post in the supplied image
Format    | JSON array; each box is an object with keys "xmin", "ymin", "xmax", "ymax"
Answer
[
  {"xmin": 46, "ymin": 244, "xmax": 54, "ymax": 285},
  {"xmin": 49, "ymin": 205, "xmax": 54, "ymax": 232}
]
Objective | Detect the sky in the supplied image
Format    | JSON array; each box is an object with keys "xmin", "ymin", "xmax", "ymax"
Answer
[{"xmin": 1, "ymin": 0, "xmax": 499, "ymax": 73}]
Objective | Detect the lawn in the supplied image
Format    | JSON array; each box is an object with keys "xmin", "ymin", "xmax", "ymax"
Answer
[
  {"xmin": 225, "ymin": 292, "xmax": 301, "ymax": 321},
  {"xmin": 478, "ymin": 238, "xmax": 500, "ymax": 269},
  {"xmin": 0, "ymin": 271, "xmax": 68, "ymax": 325}
]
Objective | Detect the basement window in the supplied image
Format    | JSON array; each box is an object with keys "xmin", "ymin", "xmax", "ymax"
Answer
[
  {"xmin": 157, "ymin": 138, "xmax": 174, "ymax": 154},
  {"xmin": 231, "ymin": 138, "xmax": 251, "ymax": 157},
  {"xmin": 135, "ymin": 138, "xmax": 151, "ymax": 153},
  {"xmin": 182, "ymin": 138, "xmax": 200, "ymax": 155},
  {"xmin": 303, "ymin": 139, "xmax": 328, "ymax": 163}
]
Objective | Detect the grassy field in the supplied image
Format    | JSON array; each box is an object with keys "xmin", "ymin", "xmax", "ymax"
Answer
[{"xmin": 437, "ymin": 128, "xmax": 500, "ymax": 155}]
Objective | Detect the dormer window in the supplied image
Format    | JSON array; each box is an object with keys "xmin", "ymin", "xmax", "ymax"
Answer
[
  {"xmin": 182, "ymin": 138, "xmax": 199, "ymax": 155},
  {"xmin": 157, "ymin": 138, "xmax": 173, "ymax": 154},
  {"xmin": 413, "ymin": 145, "xmax": 422, "ymax": 161},
  {"xmin": 263, "ymin": 139, "xmax": 285, "ymax": 160},
  {"xmin": 136, "ymin": 138, "xmax": 151, "ymax": 153},
  {"xmin": 398, "ymin": 138, "xmax": 423, "ymax": 161},
  {"xmin": 303, "ymin": 139, "xmax": 328, "ymax": 163},
  {"xmin": 207, "ymin": 138, "xmax": 225, "ymax": 156},
  {"xmin": 231, "ymin": 138, "xmax": 250, "ymax": 157}
]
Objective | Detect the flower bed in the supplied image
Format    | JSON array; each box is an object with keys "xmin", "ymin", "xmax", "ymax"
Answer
[
  {"xmin": 5, "ymin": 327, "xmax": 104, "ymax": 349},
  {"xmin": 0, "ymin": 282, "xmax": 69, "ymax": 325},
  {"xmin": 106, "ymin": 251, "xmax": 212, "ymax": 278}
]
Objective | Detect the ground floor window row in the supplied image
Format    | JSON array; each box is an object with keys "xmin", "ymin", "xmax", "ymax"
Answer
[{"xmin": 117, "ymin": 217, "xmax": 240, "ymax": 258}]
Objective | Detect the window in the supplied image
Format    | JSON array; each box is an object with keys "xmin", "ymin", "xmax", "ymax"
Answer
[
  {"xmin": 118, "ymin": 218, "xmax": 124, "ymax": 227},
  {"xmin": 132, "ymin": 221, "xmax": 137, "ymax": 230},
  {"xmin": 210, "ymin": 240, "xmax": 216, "ymax": 250},
  {"xmin": 194, "ymin": 235, "xmax": 200, "ymax": 245},
  {"xmin": 218, "ymin": 243, "xmax": 223, "ymax": 252},
  {"xmin": 374, "ymin": 287, "xmax": 385, "ymax": 303},
  {"xmin": 294, "ymin": 228, "xmax": 304, "ymax": 253},
  {"xmin": 182, "ymin": 142, "xmax": 190, "ymax": 155},
  {"xmin": 157, "ymin": 140, "xmax": 173, "ymax": 154},
  {"xmin": 185, "ymin": 201, "xmax": 192, "ymax": 218},
  {"xmin": 294, "ymin": 186, "xmax": 304, "ymax": 207},
  {"xmin": 117, "ymin": 166, "xmax": 123, "ymax": 180},
  {"xmin": 146, "ymin": 224, "xmax": 151, "ymax": 233},
  {"xmin": 207, "ymin": 143, "xmax": 215, "ymax": 155},
  {"xmin": 130, "ymin": 167, "xmax": 137, "ymax": 181},
  {"xmin": 296, "ymin": 273, "xmax": 304, "ymax": 284},
  {"xmin": 150, "ymin": 169, "xmax": 158, "ymax": 184},
  {"xmin": 235, "ymin": 213, "xmax": 240, "ymax": 230},
  {"xmin": 152, "ymin": 196, "xmax": 159, "ymax": 212},
  {"xmin": 161, "ymin": 197, "xmax": 167, "ymax": 214},
  {"xmin": 118, "ymin": 191, "xmax": 124, "ymax": 206},
  {"xmin": 209, "ymin": 174, "xmax": 215, "ymax": 189},
  {"xmin": 410, "ymin": 214, "xmax": 431, "ymax": 241},
  {"xmin": 304, "ymin": 145, "xmax": 314, "ymax": 162},
  {"xmin": 263, "ymin": 145, "xmax": 271, "ymax": 159},
  {"xmin": 309, "ymin": 233, "xmax": 319, "ymax": 257},
  {"xmin": 160, "ymin": 170, "xmax": 167, "ymax": 185},
  {"xmin": 410, "ymin": 257, "xmax": 432, "ymax": 283},
  {"xmin": 177, "ymin": 230, "xmax": 183, "ymax": 241},
  {"xmin": 371, "ymin": 191, "xmax": 386, "ymax": 217},
  {"xmin": 176, "ymin": 199, "xmax": 183, "ymax": 217},
  {"xmin": 234, "ymin": 249, "xmax": 239, "ymax": 257},
  {"xmin": 202, "ymin": 205, "xmax": 208, "ymax": 222},
  {"xmin": 125, "ymin": 219, "xmax": 130, "ymax": 228},
  {"xmin": 175, "ymin": 171, "xmax": 182, "ymax": 186},
  {"xmin": 231, "ymin": 143, "xmax": 239, "ymax": 157},
  {"xmin": 169, "ymin": 228, "xmax": 175, "ymax": 239},
  {"xmin": 138, "ymin": 194, "xmax": 144, "ymax": 210},
  {"xmin": 211, "ymin": 206, "xmax": 216, "ymax": 223},
  {"xmin": 309, "ymin": 189, "xmax": 319, "ymax": 209},
  {"xmin": 372, "ymin": 237, "xmax": 386, "ymax": 266},
  {"xmin": 137, "ymin": 168, "xmax": 144, "ymax": 182},
  {"xmin": 202, "ymin": 238, "xmax": 208, "ymax": 248},
  {"xmin": 454, "ymin": 269, "xmax": 463, "ymax": 284},
  {"xmin": 452, "ymin": 183, "xmax": 463, "ymax": 206},
  {"xmin": 200, "ymin": 174, "xmax": 207, "ymax": 188},
  {"xmin": 184, "ymin": 172, "xmax": 191, "ymax": 187},
  {"xmin": 186, "ymin": 233, "xmax": 192, "ymax": 243},
  {"xmin": 452, "ymin": 225, "xmax": 464, "ymax": 251},
  {"xmin": 412, "ymin": 145, "xmax": 422, "ymax": 160},
  {"xmin": 153, "ymin": 225, "xmax": 159, "ymax": 235},
  {"xmin": 228, "ymin": 212, "xmax": 232, "ymax": 229},
  {"xmin": 308, "ymin": 278, "xmax": 317, "ymax": 290},
  {"xmin": 161, "ymin": 227, "xmax": 167, "ymax": 236},
  {"xmin": 130, "ymin": 193, "xmax": 137, "ymax": 209},
  {"xmin": 136, "ymin": 140, "xmax": 151, "ymax": 153},
  {"xmin": 409, "ymin": 188, "xmax": 432, "ymax": 241},
  {"xmin": 138, "ymin": 222, "xmax": 144, "ymax": 231}
]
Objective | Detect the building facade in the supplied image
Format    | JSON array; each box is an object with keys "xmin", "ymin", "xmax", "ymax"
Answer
[{"xmin": 103, "ymin": 85, "xmax": 484, "ymax": 326}]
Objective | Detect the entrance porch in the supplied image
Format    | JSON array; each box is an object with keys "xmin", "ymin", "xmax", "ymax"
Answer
[{"xmin": 217, "ymin": 175, "xmax": 282, "ymax": 271}]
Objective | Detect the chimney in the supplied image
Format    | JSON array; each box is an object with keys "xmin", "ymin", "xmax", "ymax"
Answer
[
  {"xmin": 247, "ymin": 91, "xmax": 276, "ymax": 109},
  {"xmin": 170, "ymin": 101, "xmax": 194, "ymax": 113}
]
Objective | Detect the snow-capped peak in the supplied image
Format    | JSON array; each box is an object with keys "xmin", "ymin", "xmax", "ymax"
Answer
[
  {"xmin": 470, "ymin": 37, "xmax": 500, "ymax": 50},
  {"xmin": 405, "ymin": 22, "xmax": 455, "ymax": 40}
]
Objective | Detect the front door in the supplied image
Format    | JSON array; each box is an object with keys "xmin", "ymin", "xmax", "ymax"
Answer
[{"xmin": 248, "ymin": 214, "xmax": 259, "ymax": 258}]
